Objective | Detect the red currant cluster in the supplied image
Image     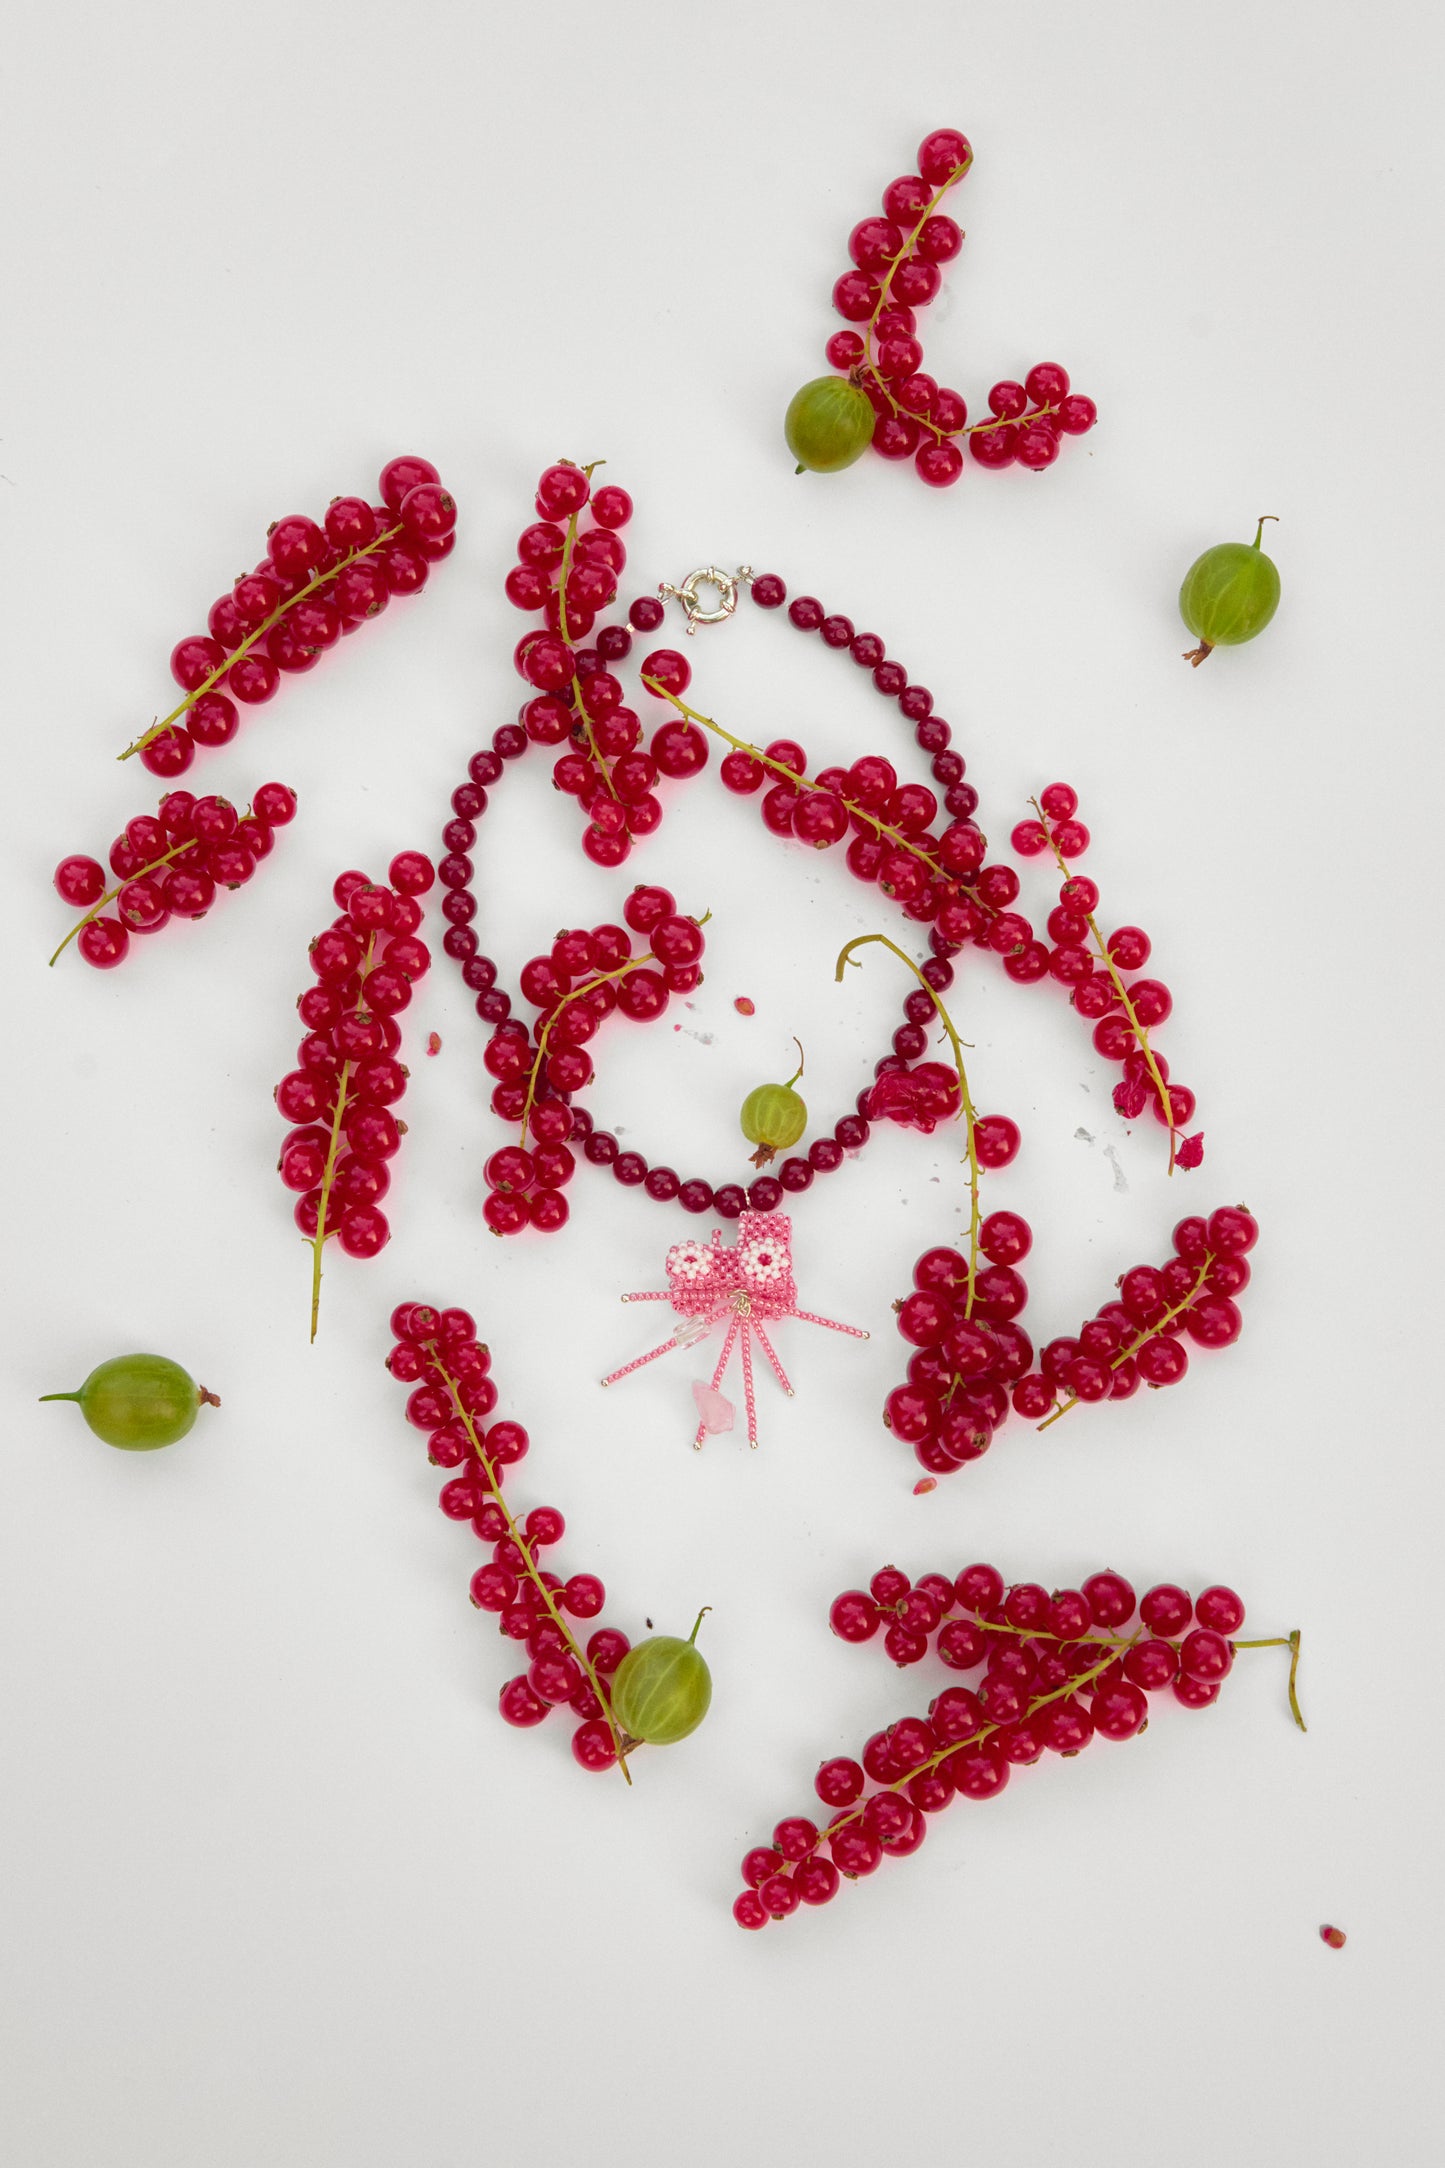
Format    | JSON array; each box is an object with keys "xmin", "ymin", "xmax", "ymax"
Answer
[
  {"xmin": 887, "ymin": 1204, "xmax": 1257, "ymax": 1478},
  {"xmin": 733, "ymin": 1562, "xmax": 1301, "ymax": 1927},
  {"xmin": 386, "ymin": 1304, "xmax": 634, "ymax": 1776},
  {"xmin": 451, "ymin": 549, "xmax": 1205, "ymax": 1238},
  {"xmin": 505, "ymin": 461, "xmax": 709, "ymax": 866},
  {"xmin": 823, "ymin": 128, "xmax": 1097, "ymax": 487},
  {"xmin": 480, "ymin": 884, "xmax": 708, "ymax": 1235},
  {"xmin": 274, "ymin": 851, "xmax": 435, "ymax": 1336},
  {"xmin": 864, "ymin": 1061, "xmax": 961, "ymax": 1132},
  {"xmin": 1009, "ymin": 786, "xmax": 1200, "ymax": 1170},
  {"xmin": 122, "ymin": 456, "xmax": 456, "ymax": 778},
  {"xmin": 51, "ymin": 781, "xmax": 297, "ymax": 969}
]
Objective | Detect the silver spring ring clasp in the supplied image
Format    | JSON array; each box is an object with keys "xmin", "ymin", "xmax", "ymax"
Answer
[{"xmin": 657, "ymin": 564, "xmax": 754, "ymax": 635}]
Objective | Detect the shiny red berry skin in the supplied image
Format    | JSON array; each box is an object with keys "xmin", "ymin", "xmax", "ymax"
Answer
[
  {"xmin": 1140, "ymin": 1584, "xmax": 1193, "ymax": 1637},
  {"xmin": 917, "ymin": 128, "xmax": 971, "ymax": 183},
  {"xmin": 916, "ymin": 441, "xmax": 964, "ymax": 488},
  {"xmin": 974, "ymin": 1115, "xmax": 1020, "ymax": 1169},
  {"xmin": 1082, "ymin": 1571, "xmax": 1136, "ymax": 1628},
  {"xmin": 1179, "ymin": 1628, "xmax": 1234, "ymax": 1683},
  {"xmin": 830, "ymin": 1590, "xmax": 880, "ymax": 1642},
  {"xmin": 54, "ymin": 855, "xmax": 107, "ymax": 907},
  {"xmin": 77, "ymin": 916, "xmax": 129, "ymax": 968},
  {"xmin": 399, "ymin": 483, "xmax": 457, "ymax": 545},
  {"xmin": 378, "ymin": 455, "xmax": 440, "ymax": 513},
  {"xmin": 1194, "ymin": 1585, "xmax": 1245, "ymax": 1635},
  {"xmin": 1207, "ymin": 1206, "xmax": 1260, "ymax": 1256}
]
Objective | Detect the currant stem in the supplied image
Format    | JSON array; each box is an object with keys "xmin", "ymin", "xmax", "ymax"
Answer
[
  {"xmin": 516, "ymin": 917, "xmax": 702, "ymax": 1148},
  {"xmin": 862, "ymin": 156, "xmax": 972, "ymax": 399},
  {"xmin": 1035, "ymin": 1251, "xmax": 1214, "ymax": 1429},
  {"xmin": 834, "ymin": 931, "xmax": 982, "ymax": 1315},
  {"xmin": 118, "ymin": 526, "xmax": 404, "ymax": 760},
  {"xmin": 48, "ymin": 836, "xmax": 198, "ymax": 966},
  {"xmin": 555, "ymin": 458, "xmax": 620, "ymax": 804},
  {"xmin": 642, "ymin": 681, "xmax": 984, "ymax": 908},
  {"xmin": 828, "ymin": 1640, "xmax": 1129, "ymax": 1857},
  {"xmin": 308, "ymin": 930, "xmax": 379, "ymax": 1343},
  {"xmin": 426, "ymin": 1340, "xmax": 633, "ymax": 1783},
  {"xmin": 1235, "ymin": 1629, "xmax": 1307, "ymax": 1731},
  {"xmin": 885, "ymin": 1609, "xmax": 1306, "ymax": 1729},
  {"xmin": 859, "ymin": 365, "xmax": 1063, "ymax": 450},
  {"xmin": 1029, "ymin": 795, "xmax": 1179, "ymax": 1173}
]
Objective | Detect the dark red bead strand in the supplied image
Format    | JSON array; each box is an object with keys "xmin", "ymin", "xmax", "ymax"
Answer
[
  {"xmin": 735, "ymin": 1562, "xmax": 1301, "ymax": 1927},
  {"xmin": 50, "ymin": 782, "xmax": 299, "ymax": 970},
  {"xmin": 768, "ymin": 580, "xmax": 973, "ymax": 798},
  {"xmin": 119, "ymin": 457, "xmax": 455, "ymax": 773},
  {"xmin": 386, "ymin": 1311, "xmax": 636, "ymax": 1776},
  {"xmin": 274, "ymin": 852, "xmax": 435, "ymax": 1335}
]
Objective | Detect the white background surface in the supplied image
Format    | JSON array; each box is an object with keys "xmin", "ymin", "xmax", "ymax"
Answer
[{"xmin": 2, "ymin": 4, "xmax": 1442, "ymax": 2163}]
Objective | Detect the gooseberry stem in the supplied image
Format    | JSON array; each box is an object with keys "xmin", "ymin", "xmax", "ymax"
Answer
[
  {"xmin": 118, "ymin": 526, "xmax": 404, "ymax": 760},
  {"xmin": 688, "ymin": 1607, "xmax": 712, "ymax": 1645},
  {"xmin": 38, "ymin": 1392, "xmax": 80, "ymax": 1403},
  {"xmin": 1028, "ymin": 796, "xmax": 1180, "ymax": 1174},
  {"xmin": 834, "ymin": 931, "xmax": 982, "ymax": 1316},
  {"xmin": 785, "ymin": 1038, "xmax": 805, "ymax": 1090},
  {"xmin": 1251, "ymin": 515, "xmax": 1279, "ymax": 548}
]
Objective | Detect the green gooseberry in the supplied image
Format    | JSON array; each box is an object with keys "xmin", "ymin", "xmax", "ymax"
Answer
[
  {"xmin": 1179, "ymin": 516, "xmax": 1281, "ymax": 666},
  {"xmin": 611, "ymin": 1610, "xmax": 712, "ymax": 1745},
  {"xmin": 739, "ymin": 1040, "xmax": 806, "ymax": 1167},
  {"xmin": 784, "ymin": 376, "xmax": 877, "ymax": 474},
  {"xmin": 40, "ymin": 1353, "xmax": 218, "ymax": 1450}
]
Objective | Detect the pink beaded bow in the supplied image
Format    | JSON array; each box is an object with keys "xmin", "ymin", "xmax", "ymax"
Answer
[{"xmin": 601, "ymin": 1211, "xmax": 868, "ymax": 1449}]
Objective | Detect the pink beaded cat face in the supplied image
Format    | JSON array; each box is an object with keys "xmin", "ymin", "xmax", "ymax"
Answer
[
  {"xmin": 604, "ymin": 1213, "xmax": 868, "ymax": 1451},
  {"xmin": 665, "ymin": 1213, "xmax": 798, "ymax": 1322}
]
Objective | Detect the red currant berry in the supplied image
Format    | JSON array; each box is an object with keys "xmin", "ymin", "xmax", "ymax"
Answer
[
  {"xmin": 378, "ymin": 456, "xmax": 441, "ymax": 513},
  {"xmin": 1194, "ymin": 1585, "xmax": 1246, "ymax": 1635}
]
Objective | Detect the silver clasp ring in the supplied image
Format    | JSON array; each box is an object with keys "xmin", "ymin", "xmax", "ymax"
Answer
[{"xmin": 658, "ymin": 563, "xmax": 753, "ymax": 635}]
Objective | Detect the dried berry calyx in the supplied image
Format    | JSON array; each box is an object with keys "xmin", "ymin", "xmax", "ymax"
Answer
[
  {"xmin": 1179, "ymin": 516, "xmax": 1281, "ymax": 665},
  {"xmin": 40, "ymin": 1353, "xmax": 218, "ymax": 1450},
  {"xmin": 740, "ymin": 1041, "xmax": 807, "ymax": 1165}
]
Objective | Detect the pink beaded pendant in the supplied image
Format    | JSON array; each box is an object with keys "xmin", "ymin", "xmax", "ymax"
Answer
[{"xmin": 600, "ymin": 1212, "xmax": 868, "ymax": 1449}]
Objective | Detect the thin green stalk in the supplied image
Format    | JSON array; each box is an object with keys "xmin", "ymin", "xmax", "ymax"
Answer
[
  {"xmin": 118, "ymin": 525, "xmax": 403, "ymax": 760},
  {"xmin": 835, "ymin": 930, "xmax": 982, "ymax": 1315}
]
